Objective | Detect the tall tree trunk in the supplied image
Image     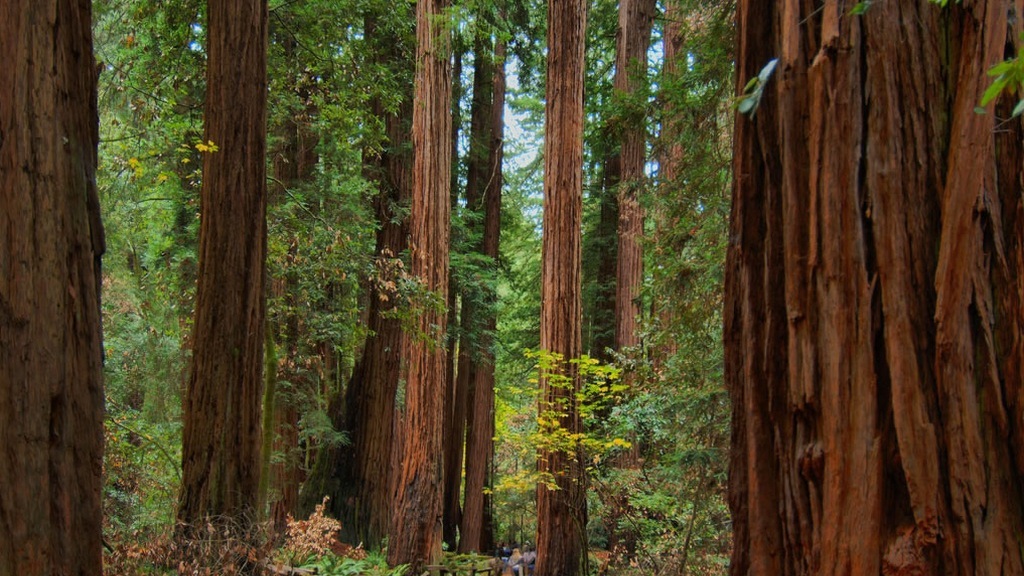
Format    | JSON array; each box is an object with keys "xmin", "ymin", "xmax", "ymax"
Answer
[
  {"xmin": 177, "ymin": 0, "xmax": 268, "ymax": 539},
  {"xmin": 338, "ymin": 96, "xmax": 412, "ymax": 546},
  {"xmin": 443, "ymin": 36, "xmax": 470, "ymax": 551},
  {"xmin": 267, "ymin": 42, "xmax": 319, "ymax": 534},
  {"xmin": 459, "ymin": 33, "xmax": 506, "ymax": 555},
  {"xmin": 727, "ymin": 2, "xmax": 1024, "ymax": 575},
  {"xmin": 0, "ymin": 2, "xmax": 105, "ymax": 573},
  {"xmin": 651, "ymin": 0, "xmax": 685, "ymax": 368},
  {"xmin": 612, "ymin": 0, "xmax": 656, "ymax": 357},
  {"xmin": 299, "ymin": 9, "xmax": 412, "ymax": 550},
  {"xmin": 388, "ymin": 0, "xmax": 452, "ymax": 569},
  {"xmin": 604, "ymin": 0, "xmax": 656, "ymax": 555},
  {"xmin": 586, "ymin": 152, "xmax": 619, "ymax": 361},
  {"xmin": 535, "ymin": 1, "xmax": 587, "ymax": 574}
]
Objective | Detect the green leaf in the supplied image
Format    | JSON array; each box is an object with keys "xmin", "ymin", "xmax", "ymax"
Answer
[
  {"xmin": 849, "ymin": 1, "xmax": 872, "ymax": 15},
  {"xmin": 980, "ymin": 76, "xmax": 1009, "ymax": 106},
  {"xmin": 737, "ymin": 96, "xmax": 757, "ymax": 115},
  {"xmin": 1012, "ymin": 99, "xmax": 1024, "ymax": 118},
  {"xmin": 987, "ymin": 60, "xmax": 1015, "ymax": 77},
  {"xmin": 758, "ymin": 58, "xmax": 779, "ymax": 83},
  {"xmin": 974, "ymin": 106, "xmax": 987, "ymax": 115}
]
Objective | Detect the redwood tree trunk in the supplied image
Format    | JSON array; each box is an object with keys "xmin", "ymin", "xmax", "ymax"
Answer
[
  {"xmin": 445, "ymin": 28, "xmax": 494, "ymax": 550},
  {"xmin": 727, "ymin": 2, "xmax": 1024, "ymax": 574},
  {"xmin": 535, "ymin": 1, "xmax": 588, "ymax": 574},
  {"xmin": 460, "ymin": 34, "xmax": 507, "ymax": 555},
  {"xmin": 613, "ymin": 0, "xmax": 656, "ymax": 356},
  {"xmin": 333, "ymin": 95, "xmax": 412, "ymax": 546},
  {"xmin": 0, "ymin": 2, "xmax": 105, "ymax": 573},
  {"xmin": 177, "ymin": 0, "xmax": 268, "ymax": 536},
  {"xmin": 267, "ymin": 45, "xmax": 319, "ymax": 533},
  {"xmin": 651, "ymin": 0, "xmax": 685, "ymax": 367},
  {"xmin": 299, "ymin": 9, "xmax": 412, "ymax": 549},
  {"xmin": 388, "ymin": 0, "xmax": 452, "ymax": 569},
  {"xmin": 442, "ymin": 38, "xmax": 464, "ymax": 549}
]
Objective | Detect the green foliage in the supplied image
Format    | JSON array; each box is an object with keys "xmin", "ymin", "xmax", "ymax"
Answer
[
  {"xmin": 736, "ymin": 58, "xmax": 777, "ymax": 117},
  {"xmin": 300, "ymin": 552, "xmax": 408, "ymax": 576},
  {"xmin": 491, "ymin": 349, "xmax": 627, "ymax": 541},
  {"xmin": 93, "ymin": 0, "xmax": 736, "ymax": 572},
  {"xmin": 981, "ymin": 48, "xmax": 1024, "ymax": 118},
  {"xmin": 526, "ymin": 350, "xmax": 628, "ymax": 484},
  {"xmin": 848, "ymin": 1, "xmax": 872, "ymax": 15}
]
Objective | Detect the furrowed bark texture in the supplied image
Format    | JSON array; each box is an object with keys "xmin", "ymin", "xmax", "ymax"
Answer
[
  {"xmin": 535, "ymin": 1, "xmax": 588, "ymax": 575},
  {"xmin": 177, "ymin": 0, "xmax": 269, "ymax": 533},
  {"xmin": 613, "ymin": 0, "xmax": 656, "ymax": 354},
  {"xmin": 388, "ymin": 0, "xmax": 452, "ymax": 569},
  {"xmin": 726, "ymin": 1, "xmax": 1024, "ymax": 574},
  {"xmin": 0, "ymin": 1, "xmax": 105, "ymax": 573},
  {"xmin": 340, "ymin": 96, "xmax": 412, "ymax": 548},
  {"xmin": 460, "ymin": 35, "xmax": 506, "ymax": 555}
]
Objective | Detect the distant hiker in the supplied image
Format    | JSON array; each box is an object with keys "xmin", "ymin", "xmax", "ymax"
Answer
[{"xmin": 515, "ymin": 547, "xmax": 536, "ymax": 575}]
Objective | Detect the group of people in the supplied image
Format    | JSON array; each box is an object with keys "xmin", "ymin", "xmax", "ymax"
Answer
[{"xmin": 495, "ymin": 543, "xmax": 536, "ymax": 575}]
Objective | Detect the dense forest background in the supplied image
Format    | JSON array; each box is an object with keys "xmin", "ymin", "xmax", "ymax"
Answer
[
  {"xmin": 95, "ymin": 0, "xmax": 733, "ymax": 573},
  {"xmin": 5, "ymin": 0, "xmax": 1021, "ymax": 575}
]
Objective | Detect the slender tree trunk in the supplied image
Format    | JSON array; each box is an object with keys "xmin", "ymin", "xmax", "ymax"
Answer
[
  {"xmin": 0, "ymin": 2, "xmax": 105, "ymax": 573},
  {"xmin": 727, "ymin": 2, "xmax": 1024, "ymax": 574},
  {"xmin": 269, "ymin": 290, "xmax": 301, "ymax": 534},
  {"xmin": 587, "ymin": 152, "xmax": 619, "ymax": 361},
  {"xmin": 442, "ymin": 39, "xmax": 465, "ymax": 549},
  {"xmin": 535, "ymin": 1, "xmax": 587, "ymax": 574},
  {"xmin": 388, "ymin": 0, "xmax": 452, "ymax": 568},
  {"xmin": 177, "ymin": 0, "xmax": 268, "ymax": 539},
  {"xmin": 460, "ymin": 33, "xmax": 506, "ymax": 555},
  {"xmin": 613, "ymin": 0, "xmax": 656, "ymax": 358},
  {"xmin": 445, "ymin": 30, "xmax": 495, "ymax": 550},
  {"xmin": 651, "ymin": 0, "xmax": 685, "ymax": 368},
  {"xmin": 267, "ymin": 44, "xmax": 319, "ymax": 533}
]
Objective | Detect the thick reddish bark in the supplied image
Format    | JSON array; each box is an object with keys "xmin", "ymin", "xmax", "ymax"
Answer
[
  {"xmin": 535, "ymin": 1, "xmax": 588, "ymax": 575},
  {"xmin": 459, "ymin": 35, "xmax": 506, "ymax": 555},
  {"xmin": 613, "ymin": 0, "xmax": 656, "ymax": 354},
  {"xmin": 727, "ymin": 2, "xmax": 1024, "ymax": 574},
  {"xmin": 177, "ymin": 0, "xmax": 268, "ymax": 534},
  {"xmin": 339, "ymin": 97, "xmax": 412, "ymax": 547},
  {"xmin": 388, "ymin": 0, "xmax": 452, "ymax": 569},
  {"xmin": 0, "ymin": 2, "xmax": 105, "ymax": 573}
]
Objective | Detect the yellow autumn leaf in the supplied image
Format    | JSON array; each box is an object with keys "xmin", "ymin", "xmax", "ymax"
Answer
[{"xmin": 195, "ymin": 139, "xmax": 219, "ymax": 153}]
